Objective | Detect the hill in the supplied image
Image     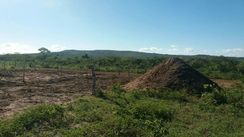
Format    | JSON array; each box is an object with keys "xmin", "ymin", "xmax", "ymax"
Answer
[
  {"xmin": 55, "ymin": 50, "xmax": 164, "ymax": 58},
  {"xmin": 40, "ymin": 50, "xmax": 244, "ymax": 60},
  {"xmin": 1, "ymin": 49, "xmax": 244, "ymax": 60}
]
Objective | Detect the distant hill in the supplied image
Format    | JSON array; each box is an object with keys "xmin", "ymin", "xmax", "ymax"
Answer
[
  {"xmin": 49, "ymin": 50, "xmax": 244, "ymax": 60},
  {"xmin": 0, "ymin": 50, "xmax": 244, "ymax": 60},
  {"xmin": 52, "ymin": 50, "xmax": 164, "ymax": 58}
]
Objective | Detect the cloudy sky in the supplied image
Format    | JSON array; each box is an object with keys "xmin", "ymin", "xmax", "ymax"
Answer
[{"xmin": 0, "ymin": 0, "xmax": 244, "ymax": 57}]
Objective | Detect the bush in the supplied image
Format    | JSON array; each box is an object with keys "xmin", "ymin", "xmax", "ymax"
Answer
[
  {"xmin": 66, "ymin": 97, "xmax": 117, "ymax": 123},
  {"xmin": 129, "ymin": 100, "xmax": 173, "ymax": 122},
  {"xmin": 212, "ymin": 91, "xmax": 227, "ymax": 105},
  {"xmin": 62, "ymin": 117, "xmax": 146, "ymax": 137},
  {"xmin": 93, "ymin": 89, "xmax": 106, "ymax": 98},
  {"xmin": 198, "ymin": 92, "xmax": 216, "ymax": 111},
  {"xmin": 198, "ymin": 89, "xmax": 243, "ymax": 112},
  {"xmin": 225, "ymin": 88, "xmax": 244, "ymax": 115},
  {"xmin": 0, "ymin": 104, "xmax": 65, "ymax": 137},
  {"xmin": 111, "ymin": 84, "xmax": 126, "ymax": 95},
  {"xmin": 96, "ymin": 117, "xmax": 145, "ymax": 137},
  {"xmin": 132, "ymin": 89, "xmax": 189, "ymax": 103}
]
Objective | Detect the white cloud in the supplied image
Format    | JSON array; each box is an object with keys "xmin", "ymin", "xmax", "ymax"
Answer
[
  {"xmin": 0, "ymin": 43, "xmax": 38, "ymax": 54},
  {"xmin": 184, "ymin": 48, "xmax": 194, "ymax": 53},
  {"xmin": 220, "ymin": 48, "xmax": 244, "ymax": 57},
  {"xmin": 168, "ymin": 45, "xmax": 179, "ymax": 52},
  {"xmin": 139, "ymin": 45, "xmax": 195, "ymax": 55},
  {"xmin": 0, "ymin": 42, "xmax": 67, "ymax": 54},
  {"xmin": 49, "ymin": 44, "xmax": 67, "ymax": 52},
  {"xmin": 138, "ymin": 47, "xmax": 163, "ymax": 53},
  {"xmin": 138, "ymin": 45, "xmax": 244, "ymax": 57}
]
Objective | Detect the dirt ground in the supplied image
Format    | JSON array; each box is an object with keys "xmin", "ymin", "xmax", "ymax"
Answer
[
  {"xmin": 0, "ymin": 69, "xmax": 240, "ymax": 118},
  {"xmin": 211, "ymin": 79, "xmax": 241, "ymax": 88},
  {"xmin": 0, "ymin": 70, "xmax": 136, "ymax": 118}
]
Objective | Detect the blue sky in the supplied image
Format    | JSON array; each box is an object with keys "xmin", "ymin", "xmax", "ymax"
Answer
[{"xmin": 0, "ymin": 0, "xmax": 244, "ymax": 56}]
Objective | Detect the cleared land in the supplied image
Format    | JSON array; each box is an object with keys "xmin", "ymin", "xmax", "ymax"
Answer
[
  {"xmin": 0, "ymin": 69, "xmax": 239, "ymax": 118},
  {"xmin": 0, "ymin": 70, "xmax": 137, "ymax": 117}
]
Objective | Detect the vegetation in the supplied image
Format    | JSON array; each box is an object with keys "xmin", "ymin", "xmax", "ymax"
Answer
[
  {"xmin": 0, "ymin": 50, "xmax": 244, "ymax": 81},
  {"xmin": 0, "ymin": 84, "xmax": 243, "ymax": 137},
  {"xmin": 0, "ymin": 50, "xmax": 243, "ymax": 136}
]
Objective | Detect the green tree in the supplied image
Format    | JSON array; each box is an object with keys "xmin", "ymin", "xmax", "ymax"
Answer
[
  {"xmin": 38, "ymin": 47, "xmax": 50, "ymax": 54},
  {"xmin": 38, "ymin": 47, "xmax": 51, "ymax": 67}
]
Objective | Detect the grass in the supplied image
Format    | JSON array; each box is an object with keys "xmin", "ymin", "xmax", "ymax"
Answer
[
  {"xmin": 0, "ymin": 84, "xmax": 243, "ymax": 137},
  {"xmin": 0, "ymin": 104, "xmax": 65, "ymax": 137}
]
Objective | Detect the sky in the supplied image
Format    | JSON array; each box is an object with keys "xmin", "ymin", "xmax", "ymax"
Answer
[{"xmin": 0, "ymin": 0, "xmax": 244, "ymax": 57}]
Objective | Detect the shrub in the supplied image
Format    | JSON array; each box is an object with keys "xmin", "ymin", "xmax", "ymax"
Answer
[
  {"xmin": 224, "ymin": 88, "xmax": 244, "ymax": 115},
  {"xmin": 66, "ymin": 97, "xmax": 117, "ymax": 123},
  {"xmin": 144, "ymin": 120, "xmax": 169, "ymax": 137},
  {"xmin": 93, "ymin": 89, "xmax": 106, "ymax": 98},
  {"xmin": 129, "ymin": 100, "xmax": 173, "ymax": 122},
  {"xmin": 127, "ymin": 100, "xmax": 172, "ymax": 137},
  {"xmin": 198, "ymin": 93, "xmax": 216, "ymax": 111},
  {"xmin": 70, "ymin": 116, "xmax": 146, "ymax": 137},
  {"xmin": 198, "ymin": 90, "xmax": 231, "ymax": 112},
  {"xmin": 0, "ymin": 104, "xmax": 65, "ymax": 137},
  {"xmin": 111, "ymin": 84, "xmax": 126, "ymax": 95},
  {"xmin": 132, "ymin": 89, "xmax": 189, "ymax": 103},
  {"xmin": 99, "ymin": 117, "xmax": 145, "ymax": 137},
  {"xmin": 212, "ymin": 91, "xmax": 227, "ymax": 105}
]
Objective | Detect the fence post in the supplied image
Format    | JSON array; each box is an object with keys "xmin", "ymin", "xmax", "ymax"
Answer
[
  {"xmin": 23, "ymin": 62, "xmax": 26, "ymax": 84},
  {"xmin": 3, "ymin": 62, "xmax": 6, "ymax": 70},
  {"xmin": 91, "ymin": 65, "xmax": 96, "ymax": 95},
  {"xmin": 128, "ymin": 69, "xmax": 131, "ymax": 80},
  {"xmin": 58, "ymin": 65, "xmax": 63, "ymax": 76},
  {"xmin": 14, "ymin": 61, "xmax": 17, "ymax": 70}
]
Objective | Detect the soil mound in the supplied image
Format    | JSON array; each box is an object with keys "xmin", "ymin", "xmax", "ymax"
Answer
[{"xmin": 125, "ymin": 58, "xmax": 219, "ymax": 93}]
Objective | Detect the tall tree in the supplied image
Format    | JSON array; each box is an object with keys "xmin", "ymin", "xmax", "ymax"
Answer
[
  {"xmin": 38, "ymin": 47, "xmax": 50, "ymax": 54},
  {"xmin": 38, "ymin": 47, "xmax": 51, "ymax": 68}
]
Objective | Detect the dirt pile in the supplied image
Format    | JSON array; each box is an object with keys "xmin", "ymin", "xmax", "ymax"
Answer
[{"xmin": 125, "ymin": 58, "xmax": 219, "ymax": 93}]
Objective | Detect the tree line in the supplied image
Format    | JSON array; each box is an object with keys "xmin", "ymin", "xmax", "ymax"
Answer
[{"xmin": 0, "ymin": 48, "xmax": 244, "ymax": 81}]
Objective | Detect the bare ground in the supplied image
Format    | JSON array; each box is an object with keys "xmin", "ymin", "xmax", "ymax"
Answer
[
  {"xmin": 0, "ymin": 69, "xmax": 238, "ymax": 118},
  {"xmin": 0, "ymin": 70, "xmax": 135, "ymax": 118},
  {"xmin": 211, "ymin": 79, "xmax": 241, "ymax": 88}
]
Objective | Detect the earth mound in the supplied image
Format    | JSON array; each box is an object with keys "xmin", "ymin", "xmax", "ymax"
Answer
[{"xmin": 124, "ymin": 58, "xmax": 219, "ymax": 93}]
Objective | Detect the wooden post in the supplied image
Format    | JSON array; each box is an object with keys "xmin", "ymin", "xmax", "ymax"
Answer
[
  {"xmin": 22, "ymin": 56, "xmax": 28, "ymax": 84},
  {"xmin": 118, "ymin": 66, "xmax": 121, "ymax": 76},
  {"xmin": 3, "ymin": 62, "xmax": 6, "ymax": 70},
  {"xmin": 56, "ymin": 65, "xmax": 59, "ymax": 75},
  {"xmin": 60, "ymin": 66, "xmax": 63, "ymax": 76},
  {"xmin": 128, "ymin": 69, "xmax": 131, "ymax": 80},
  {"xmin": 91, "ymin": 65, "xmax": 96, "ymax": 95},
  {"xmin": 23, "ymin": 62, "xmax": 26, "ymax": 84},
  {"xmin": 14, "ymin": 61, "xmax": 17, "ymax": 70}
]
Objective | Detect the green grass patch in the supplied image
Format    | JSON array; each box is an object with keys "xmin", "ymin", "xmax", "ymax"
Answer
[{"xmin": 0, "ymin": 85, "xmax": 243, "ymax": 137}]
